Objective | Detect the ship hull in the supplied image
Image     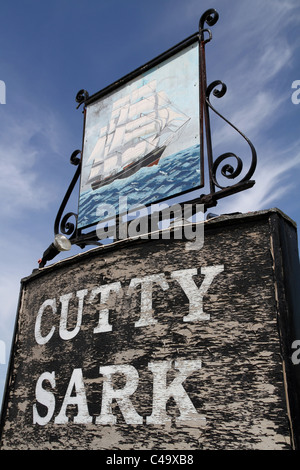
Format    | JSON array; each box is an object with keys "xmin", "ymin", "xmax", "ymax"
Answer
[{"xmin": 90, "ymin": 145, "xmax": 167, "ymax": 190}]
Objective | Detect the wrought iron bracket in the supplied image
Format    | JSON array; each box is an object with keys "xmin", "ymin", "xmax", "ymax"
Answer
[
  {"xmin": 198, "ymin": 9, "xmax": 257, "ymax": 205},
  {"xmin": 38, "ymin": 9, "xmax": 257, "ymax": 269}
]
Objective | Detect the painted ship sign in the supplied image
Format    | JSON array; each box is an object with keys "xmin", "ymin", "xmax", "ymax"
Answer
[
  {"xmin": 86, "ymin": 79, "xmax": 190, "ymax": 191},
  {"xmin": 78, "ymin": 40, "xmax": 201, "ymax": 230}
]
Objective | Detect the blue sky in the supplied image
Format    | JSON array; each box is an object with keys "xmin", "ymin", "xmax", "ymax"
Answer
[{"xmin": 0, "ymin": 0, "xmax": 300, "ymax": 408}]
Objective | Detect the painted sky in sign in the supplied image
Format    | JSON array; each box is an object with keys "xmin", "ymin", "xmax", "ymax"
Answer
[{"xmin": 0, "ymin": 0, "xmax": 300, "ymax": 410}]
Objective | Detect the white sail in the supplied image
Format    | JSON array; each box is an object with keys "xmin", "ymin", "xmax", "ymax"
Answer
[
  {"xmin": 87, "ymin": 135, "xmax": 106, "ymax": 164},
  {"xmin": 125, "ymin": 113, "xmax": 157, "ymax": 133},
  {"xmin": 167, "ymin": 107, "xmax": 188, "ymax": 125},
  {"xmin": 99, "ymin": 125, "xmax": 108, "ymax": 137},
  {"xmin": 124, "ymin": 120, "xmax": 160, "ymax": 143},
  {"xmin": 122, "ymin": 140, "xmax": 154, "ymax": 163},
  {"xmin": 87, "ymin": 79, "xmax": 190, "ymax": 184},
  {"xmin": 112, "ymin": 94, "xmax": 130, "ymax": 112},
  {"xmin": 109, "ymin": 125, "xmax": 126, "ymax": 153},
  {"xmin": 130, "ymin": 80, "xmax": 156, "ymax": 103},
  {"xmin": 153, "ymin": 107, "xmax": 169, "ymax": 129},
  {"xmin": 156, "ymin": 90, "xmax": 171, "ymax": 105},
  {"xmin": 105, "ymin": 133, "xmax": 114, "ymax": 154},
  {"xmin": 89, "ymin": 163, "xmax": 104, "ymax": 180},
  {"xmin": 117, "ymin": 105, "xmax": 129, "ymax": 125},
  {"xmin": 128, "ymin": 98, "xmax": 155, "ymax": 120},
  {"xmin": 107, "ymin": 117, "xmax": 117, "ymax": 135},
  {"xmin": 103, "ymin": 154, "xmax": 120, "ymax": 174}
]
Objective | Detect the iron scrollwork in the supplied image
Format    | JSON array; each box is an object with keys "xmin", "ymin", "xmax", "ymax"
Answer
[
  {"xmin": 199, "ymin": 10, "xmax": 257, "ymax": 201},
  {"xmin": 38, "ymin": 8, "xmax": 257, "ymax": 268},
  {"xmin": 76, "ymin": 89, "xmax": 89, "ymax": 109},
  {"xmin": 207, "ymin": 80, "xmax": 257, "ymax": 190},
  {"xmin": 54, "ymin": 149, "xmax": 81, "ymax": 240},
  {"xmin": 38, "ymin": 150, "xmax": 82, "ymax": 268},
  {"xmin": 38, "ymin": 146, "xmax": 103, "ymax": 268}
]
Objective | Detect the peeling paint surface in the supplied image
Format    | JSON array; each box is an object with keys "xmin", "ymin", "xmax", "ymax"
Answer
[{"xmin": 0, "ymin": 211, "xmax": 295, "ymax": 450}]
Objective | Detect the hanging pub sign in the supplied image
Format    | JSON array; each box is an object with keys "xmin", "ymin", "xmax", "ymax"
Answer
[
  {"xmin": 37, "ymin": 8, "xmax": 257, "ymax": 268},
  {"xmin": 78, "ymin": 39, "xmax": 201, "ymax": 230}
]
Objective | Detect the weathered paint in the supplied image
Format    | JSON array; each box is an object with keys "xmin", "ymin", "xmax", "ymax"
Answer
[
  {"xmin": 33, "ymin": 266, "xmax": 224, "ymax": 342},
  {"xmin": 0, "ymin": 208, "xmax": 299, "ymax": 450}
]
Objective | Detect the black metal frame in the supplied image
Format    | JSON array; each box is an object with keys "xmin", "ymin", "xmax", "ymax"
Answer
[{"xmin": 38, "ymin": 9, "xmax": 257, "ymax": 268}]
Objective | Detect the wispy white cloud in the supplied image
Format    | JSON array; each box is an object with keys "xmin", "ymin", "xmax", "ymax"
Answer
[
  {"xmin": 0, "ymin": 105, "xmax": 67, "ymax": 219},
  {"xmin": 0, "ymin": 101, "xmax": 72, "ymax": 408},
  {"xmin": 218, "ymin": 140, "xmax": 300, "ymax": 214},
  {"xmin": 211, "ymin": 90, "xmax": 285, "ymax": 150},
  {"xmin": 207, "ymin": 1, "xmax": 297, "ymax": 135}
]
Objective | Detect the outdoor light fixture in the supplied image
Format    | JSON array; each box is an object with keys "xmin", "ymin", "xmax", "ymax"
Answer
[
  {"xmin": 53, "ymin": 234, "xmax": 72, "ymax": 252},
  {"xmin": 37, "ymin": 234, "xmax": 72, "ymax": 270}
]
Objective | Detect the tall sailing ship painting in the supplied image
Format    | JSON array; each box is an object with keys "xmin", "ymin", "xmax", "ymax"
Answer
[
  {"xmin": 87, "ymin": 79, "xmax": 190, "ymax": 191},
  {"xmin": 78, "ymin": 41, "xmax": 201, "ymax": 229}
]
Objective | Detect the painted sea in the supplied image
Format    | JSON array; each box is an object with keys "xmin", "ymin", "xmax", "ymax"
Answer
[{"xmin": 78, "ymin": 143, "xmax": 201, "ymax": 229}]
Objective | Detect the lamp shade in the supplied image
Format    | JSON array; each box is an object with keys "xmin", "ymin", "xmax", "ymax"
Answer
[{"xmin": 53, "ymin": 234, "xmax": 72, "ymax": 252}]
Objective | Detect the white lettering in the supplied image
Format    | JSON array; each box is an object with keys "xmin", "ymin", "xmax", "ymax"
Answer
[
  {"xmin": 96, "ymin": 203, "xmax": 117, "ymax": 240},
  {"xmin": 54, "ymin": 368, "xmax": 92, "ymax": 424},
  {"xmin": 184, "ymin": 204, "xmax": 205, "ymax": 250},
  {"xmin": 96, "ymin": 364, "xmax": 143, "ymax": 425},
  {"xmin": 129, "ymin": 273, "xmax": 169, "ymax": 327},
  {"xmin": 0, "ymin": 340, "xmax": 5, "ymax": 364},
  {"xmin": 118, "ymin": 197, "xmax": 129, "ymax": 240},
  {"xmin": 161, "ymin": 203, "xmax": 183, "ymax": 239},
  {"xmin": 0, "ymin": 80, "xmax": 6, "ymax": 104},
  {"xmin": 171, "ymin": 265, "xmax": 224, "ymax": 321},
  {"xmin": 33, "ymin": 359, "xmax": 205, "ymax": 426},
  {"xmin": 106, "ymin": 455, "xmax": 141, "ymax": 467},
  {"xmin": 90, "ymin": 282, "xmax": 122, "ymax": 333},
  {"xmin": 146, "ymin": 359, "xmax": 205, "ymax": 425},
  {"xmin": 59, "ymin": 289, "xmax": 88, "ymax": 340},
  {"xmin": 291, "ymin": 340, "xmax": 300, "ymax": 365},
  {"xmin": 127, "ymin": 204, "xmax": 148, "ymax": 239},
  {"xmin": 291, "ymin": 80, "xmax": 300, "ymax": 105},
  {"xmin": 34, "ymin": 265, "xmax": 225, "ymax": 340},
  {"xmin": 34, "ymin": 299, "xmax": 56, "ymax": 345},
  {"xmin": 33, "ymin": 371, "xmax": 56, "ymax": 425}
]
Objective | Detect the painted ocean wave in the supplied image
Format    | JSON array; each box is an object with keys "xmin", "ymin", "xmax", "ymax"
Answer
[{"xmin": 78, "ymin": 143, "xmax": 201, "ymax": 228}]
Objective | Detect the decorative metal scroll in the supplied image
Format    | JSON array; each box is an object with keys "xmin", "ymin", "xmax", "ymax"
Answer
[
  {"xmin": 197, "ymin": 9, "xmax": 257, "ymax": 205},
  {"xmin": 38, "ymin": 9, "xmax": 257, "ymax": 268}
]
